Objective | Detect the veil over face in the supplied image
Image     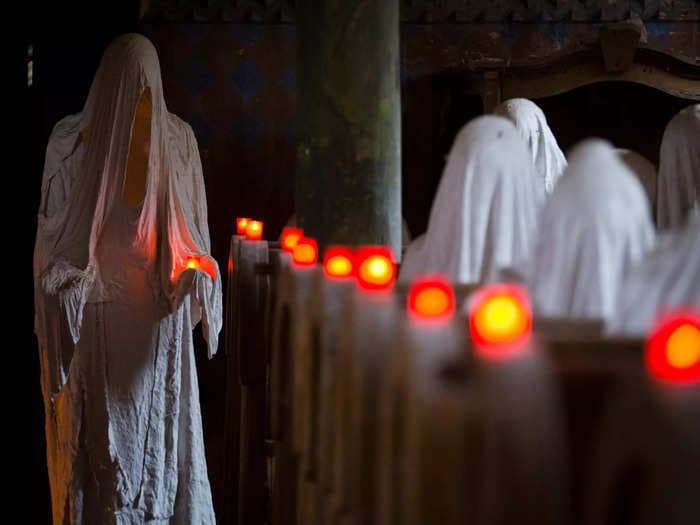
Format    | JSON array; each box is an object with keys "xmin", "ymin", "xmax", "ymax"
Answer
[
  {"xmin": 493, "ymin": 98, "xmax": 567, "ymax": 195},
  {"xmin": 399, "ymin": 115, "xmax": 543, "ymax": 284},
  {"xmin": 33, "ymin": 33, "xmax": 221, "ymax": 524}
]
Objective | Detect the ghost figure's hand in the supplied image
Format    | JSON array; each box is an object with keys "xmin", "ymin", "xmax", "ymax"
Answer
[{"xmin": 170, "ymin": 254, "xmax": 217, "ymax": 311}]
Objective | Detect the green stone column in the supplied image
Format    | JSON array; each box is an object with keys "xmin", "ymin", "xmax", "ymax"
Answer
[{"xmin": 296, "ymin": 0, "xmax": 402, "ymax": 260}]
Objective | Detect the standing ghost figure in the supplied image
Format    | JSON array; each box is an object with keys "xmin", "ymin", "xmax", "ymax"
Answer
[
  {"xmin": 399, "ymin": 115, "xmax": 543, "ymax": 284},
  {"xmin": 608, "ymin": 215, "xmax": 700, "ymax": 336},
  {"xmin": 616, "ymin": 148, "xmax": 657, "ymax": 217},
  {"xmin": 33, "ymin": 34, "xmax": 222, "ymax": 524},
  {"xmin": 525, "ymin": 139, "xmax": 656, "ymax": 322},
  {"xmin": 656, "ymin": 104, "xmax": 700, "ymax": 231},
  {"xmin": 493, "ymin": 98, "xmax": 567, "ymax": 196}
]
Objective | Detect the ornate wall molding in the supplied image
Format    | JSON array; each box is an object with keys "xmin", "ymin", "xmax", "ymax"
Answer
[{"xmin": 145, "ymin": 0, "xmax": 698, "ymax": 23}]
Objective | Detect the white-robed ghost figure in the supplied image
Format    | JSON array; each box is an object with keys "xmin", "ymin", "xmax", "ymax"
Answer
[
  {"xmin": 656, "ymin": 104, "xmax": 700, "ymax": 231},
  {"xmin": 399, "ymin": 115, "xmax": 543, "ymax": 284},
  {"xmin": 525, "ymin": 139, "xmax": 656, "ymax": 322},
  {"xmin": 493, "ymin": 98, "xmax": 567, "ymax": 195},
  {"xmin": 33, "ymin": 34, "xmax": 222, "ymax": 524},
  {"xmin": 608, "ymin": 215, "xmax": 700, "ymax": 336},
  {"xmin": 616, "ymin": 148, "xmax": 657, "ymax": 217}
]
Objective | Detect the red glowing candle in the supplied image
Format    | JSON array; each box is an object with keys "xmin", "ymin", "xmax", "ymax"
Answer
[
  {"xmin": 407, "ymin": 276, "xmax": 455, "ymax": 322},
  {"xmin": 646, "ymin": 310, "xmax": 700, "ymax": 384},
  {"xmin": 236, "ymin": 217, "xmax": 251, "ymax": 235},
  {"xmin": 293, "ymin": 237, "xmax": 318, "ymax": 267},
  {"xmin": 245, "ymin": 220, "xmax": 264, "ymax": 241},
  {"xmin": 355, "ymin": 246, "xmax": 396, "ymax": 291},
  {"xmin": 281, "ymin": 227, "xmax": 304, "ymax": 253},
  {"xmin": 323, "ymin": 246, "xmax": 355, "ymax": 279}
]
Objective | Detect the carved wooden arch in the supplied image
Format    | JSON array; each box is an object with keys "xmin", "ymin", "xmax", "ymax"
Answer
[{"xmin": 483, "ymin": 54, "xmax": 700, "ymax": 111}]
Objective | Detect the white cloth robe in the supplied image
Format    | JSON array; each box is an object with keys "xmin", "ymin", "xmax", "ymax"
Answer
[
  {"xmin": 616, "ymin": 148, "xmax": 657, "ymax": 218},
  {"xmin": 33, "ymin": 34, "xmax": 222, "ymax": 525},
  {"xmin": 525, "ymin": 139, "xmax": 656, "ymax": 322},
  {"xmin": 656, "ymin": 104, "xmax": 700, "ymax": 231},
  {"xmin": 608, "ymin": 215, "xmax": 700, "ymax": 336},
  {"xmin": 493, "ymin": 98, "xmax": 567, "ymax": 196},
  {"xmin": 399, "ymin": 115, "xmax": 543, "ymax": 284}
]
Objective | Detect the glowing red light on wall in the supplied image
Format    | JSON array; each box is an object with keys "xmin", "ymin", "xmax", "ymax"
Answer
[
  {"xmin": 408, "ymin": 276, "xmax": 455, "ymax": 321},
  {"xmin": 281, "ymin": 227, "xmax": 304, "ymax": 253},
  {"xmin": 355, "ymin": 246, "xmax": 396, "ymax": 291},
  {"xmin": 323, "ymin": 247, "xmax": 355, "ymax": 279},
  {"xmin": 646, "ymin": 310, "xmax": 700, "ymax": 384},
  {"xmin": 245, "ymin": 220, "xmax": 264, "ymax": 241},
  {"xmin": 293, "ymin": 237, "xmax": 318, "ymax": 267},
  {"xmin": 236, "ymin": 217, "xmax": 250, "ymax": 235},
  {"xmin": 468, "ymin": 284, "xmax": 532, "ymax": 360}
]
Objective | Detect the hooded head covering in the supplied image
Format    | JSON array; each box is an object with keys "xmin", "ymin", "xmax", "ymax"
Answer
[
  {"xmin": 608, "ymin": 215, "xmax": 700, "ymax": 336},
  {"xmin": 399, "ymin": 115, "xmax": 543, "ymax": 284},
  {"xmin": 616, "ymin": 148, "xmax": 657, "ymax": 216},
  {"xmin": 34, "ymin": 33, "xmax": 221, "ymax": 351},
  {"xmin": 526, "ymin": 139, "xmax": 656, "ymax": 321},
  {"xmin": 656, "ymin": 104, "xmax": 700, "ymax": 231},
  {"xmin": 493, "ymin": 98, "xmax": 567, "ymax": 195}
]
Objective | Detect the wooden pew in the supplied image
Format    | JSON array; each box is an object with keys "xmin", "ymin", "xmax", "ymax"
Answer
[
  {"xmin": 268, "ymin": 261, "xmax": 318, "ymax": 525},
  {"xmin": 330, "ymin": 286, "xmax": 403, "ymax": 525},
  {"xmin": 235, "ymin": 239, "xmax": 271, "ymax": 525},
  {"xmin": 221, "ymin": 235, "xmax": 243, "ymax": 524}
]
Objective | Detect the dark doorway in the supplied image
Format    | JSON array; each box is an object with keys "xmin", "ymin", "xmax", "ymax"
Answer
[
  {"xmin": 535, "ymin": 81, "xmax": 693, "ymax": 166},
  {"xmin": 402, "ymin": 73, "xmax": 484, "ymax": 238}
]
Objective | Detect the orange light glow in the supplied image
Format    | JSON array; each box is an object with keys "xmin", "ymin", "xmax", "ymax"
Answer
[
  {"xmin": 468, "ymin": 284, "xmax": 532, "ymax": 359},
  {"xmin": 175, "ymin": 255, "xmax": 217, "ymax": 281},
  {"xmin": 236, "ymin": 217, "xmax": 250, "ymax": 235},
  {"xmin": 245, "ymin": 220, "xmax": 264, "ymax": 241},
  {"xmin": 646, "ymin": 310, "xmax": 700, "ymax": 384},
  {"xmin": 293, "ymin": 237, "xmax": 318, "ymax": 267},
  {"xmin": 323, "ymin": 247, "xmax": 354, "ymax": 279},
  {"xmin": 408, "ymin": 277, "xmax": 454, "ymax": 321},
  {"xmin": 356, "ymin": 247, "xmax": 396, "ymax": 291},
  {"xmin": 281, "ymin": 227, "xmax": 304, "ymax": 253}
]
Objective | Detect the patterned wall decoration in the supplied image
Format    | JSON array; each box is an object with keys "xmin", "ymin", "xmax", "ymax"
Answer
[{"xmin": 146, "ymin": 0, "xmax": 699, "ymax": 22}]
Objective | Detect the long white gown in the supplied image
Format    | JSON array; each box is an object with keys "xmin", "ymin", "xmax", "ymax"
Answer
[
  {"xmin": 656, "ymin": 104, "xmax": 700, "ymax": 231},
  {"xmin": 525, "ymin": 139, "xmax": 656, "ymax": 322},
  {"xmin": 33, "ymin": 34, "xmax": 222, "ymax": 524},
  {"xmin": 493, "ymin": 98, "xmax": 567, "ymax": 195},
  {"xmin": 399, "ymin": 115, "xmax": 543, "ymax": 284}
]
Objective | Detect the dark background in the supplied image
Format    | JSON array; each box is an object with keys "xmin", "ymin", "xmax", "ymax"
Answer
[{"xmin": 28, "ymin": 4, "xmax": 694, "ymax": 522}]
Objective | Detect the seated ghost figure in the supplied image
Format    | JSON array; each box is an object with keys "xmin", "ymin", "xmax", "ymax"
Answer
[
  {"xmin": 656, "ymin": 104, "xmax": 700, "ymax": 231},
  {"xmin": 525, "ymin": 139, "xmax": 656, "ymax": 322},
  {"xmin": 608, "ymin": 215, "xmax": 700, "ymax": 336},
  {"xmin": 399, "ymin": 115, "xmax": 543, "ymax": 284},
  {"xmin": 33, "ymin": 34, "xmax": 222, "ymax": 524},
  {"xmin": 493, "ymin": 98, "xmax": 567, "ymax": 196}
]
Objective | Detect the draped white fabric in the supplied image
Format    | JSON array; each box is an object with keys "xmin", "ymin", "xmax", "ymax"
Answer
[
  {"xmin": 608, "ymin": 215, "xmax": 700, "ymax": 336},
  {"xmin": 616, "ymin": 148, "xmax": 657, "ymax": 216},
  {"xmin": 525, "ymin": 139, "xmax": 656, "ymax": 322},
  {"xmin": 399, "ymin": 116, "xmax": 543, "ymax": 284},
  {"xmin": 656, "ymin": 104, "xmax": 700, "ymax": 231},
  {"xmin": 33, "ymin": 34, "xmax": 221, "ymax": 524},
  {"xmin": 493, "ymin": 98, "xmax": 567, "ymax": 196}
]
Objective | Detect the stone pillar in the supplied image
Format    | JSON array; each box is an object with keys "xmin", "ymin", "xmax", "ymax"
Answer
[{"xmin": 296, "ymin": 0, "xmax": 402, "ymax": 260}]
